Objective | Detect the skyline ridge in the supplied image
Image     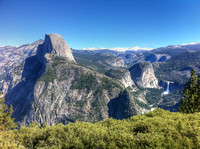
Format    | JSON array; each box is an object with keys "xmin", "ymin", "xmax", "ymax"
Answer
[{"xmin": 1, "ymin": 39, "xmax": 200, "ymax": 51}]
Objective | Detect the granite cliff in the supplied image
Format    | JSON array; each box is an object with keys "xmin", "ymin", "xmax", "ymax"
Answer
[
  {"xmin": 4, "ymin": 34, "xmax": 144, "ymax": 126},
  {"xmin": 129, "ymin": 62, "xmax": 159, "ymax": 88},
  {"xmin": 105, "ymin": 68, "xmax": 134, "ymax": 88}
]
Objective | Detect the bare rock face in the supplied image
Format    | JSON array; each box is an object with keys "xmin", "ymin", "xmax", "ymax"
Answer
[
  {"xmin": 105, "ymin": 68, "xmax": 134, "ymax": 88},
  {"xmin": 129, "ymin": 62, "xmax": 159, "ymax": 88},
  {"xmin": 37, "ymin": 34, "xmax": 75, "ymax": 63}
]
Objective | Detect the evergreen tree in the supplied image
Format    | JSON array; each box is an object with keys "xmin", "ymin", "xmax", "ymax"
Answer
[
  {"xmin": 179, "ymin": 69, "xmax": 200, "ymax": 113},
  {"xmin": 0, "ymin": 94, "xmax": 16, "ymax": 130},
  {"xmin": 195, "ymin": 72, "xmax": 200, "ymax": 112}
]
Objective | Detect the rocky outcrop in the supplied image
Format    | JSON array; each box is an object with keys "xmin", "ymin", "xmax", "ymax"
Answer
[
  {"xmin": 129, "ymin": 62, "xmax": 159, "ymax": 88},
  {"xmin": 105, "ymin": 68, "xmax": 134, "ymax": 88}
]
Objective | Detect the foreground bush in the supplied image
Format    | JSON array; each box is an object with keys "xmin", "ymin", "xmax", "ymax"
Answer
[{"xmin": 5, "ymin": 109, "xmax": 197, "ymax": 148}]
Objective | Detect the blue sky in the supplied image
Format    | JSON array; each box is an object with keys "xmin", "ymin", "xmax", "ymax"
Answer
[{"xmin": 1, "ymin": 0, "xmax": 200, "ymax": 49}]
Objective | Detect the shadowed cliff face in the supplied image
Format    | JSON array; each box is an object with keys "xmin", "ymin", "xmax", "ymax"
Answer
[
  {"xmin": 5, "ymin": 55, "xmax": 44, "ymax": 123},
  {"xmin": 108, "ymin": 89, "xmax": 139, "ymax": 119},
  {"xmin": 5, "ymin": 34, "xmax": 142, "ymax": 126}
]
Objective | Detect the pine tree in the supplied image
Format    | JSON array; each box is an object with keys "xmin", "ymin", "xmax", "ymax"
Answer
[
  {"xmin": 179, "ymin": 69, "xmax": 199, "ymax": 113},
  {"xmin": 195, "ymin": 72, "xmax": 200, "ymax": 112},
  {"xmin": 0, "ymin": 94, "xmax": 16, "ymax": 130}
]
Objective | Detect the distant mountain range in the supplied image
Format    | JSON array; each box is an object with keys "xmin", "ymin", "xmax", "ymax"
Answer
[
  {"xmin": 82, "ymin": 46, "xmax": 152, "ymax": 52},
  {"xmin": 81, "ymin": 42, "xmax": 200, "ymax": 53}
]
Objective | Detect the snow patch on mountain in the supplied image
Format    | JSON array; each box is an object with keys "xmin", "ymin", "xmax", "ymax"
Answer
[
  {"xmin": 180, "ymin": 42, "xmax": 198, "ymax": 46},
  {"xmin": 165, "ymin": 42, "xmax": 200, "ymax": 49},
  {"xmin": 82, "ymin": 46, "xmax": 152, "ymax": 52}
]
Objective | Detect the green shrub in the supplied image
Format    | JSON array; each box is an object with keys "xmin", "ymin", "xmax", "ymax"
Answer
[{"xmin": 7, "ymin": 109, "xmax": 199, "ymax": 148}]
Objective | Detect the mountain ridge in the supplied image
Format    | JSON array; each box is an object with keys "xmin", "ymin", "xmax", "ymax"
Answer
[
  {"xmin": 3, "ymin": 34, "xmax": 147, "ymax": 126},
  {"xmin": 1, "ymin": 34, "xmax": 200, "ymax": 126}
]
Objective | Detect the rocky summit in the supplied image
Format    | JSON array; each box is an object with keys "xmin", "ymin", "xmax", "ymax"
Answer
[
  {"xmin": 37, "ymin": 34, "xmax": 76, "ymax": 63},
  {"xmin": 129, "ymin": 62, "xmax": 159, "ymax": 88}
]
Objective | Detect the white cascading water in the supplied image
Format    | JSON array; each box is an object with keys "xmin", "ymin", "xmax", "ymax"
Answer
[
  {"xmin": 153, "ymin": 81, "xmax": 171, "ymax": 110},
  {"xmin": 162, "ymin": 82, "xmax": 170, "ymax": 95}
]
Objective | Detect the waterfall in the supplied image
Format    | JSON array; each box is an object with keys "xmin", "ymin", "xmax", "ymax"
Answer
[
  {"xmin": 166, "ymin": 82, "xmax": 169, "ymax": 93},
  {"xmin": 162, "ymin": 82, "xmax": 170, "ymax": 95}
]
